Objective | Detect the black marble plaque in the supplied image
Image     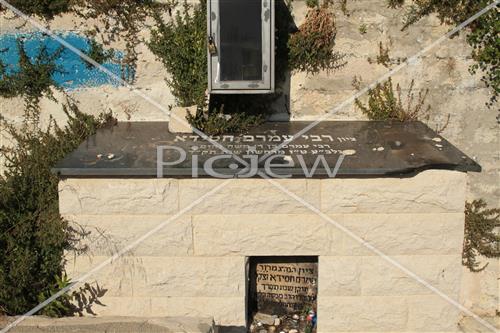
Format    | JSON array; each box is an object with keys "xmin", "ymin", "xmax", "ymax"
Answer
[{"xmin": 52, "ymin": 121, "xmax": 480, "ymax": 178}]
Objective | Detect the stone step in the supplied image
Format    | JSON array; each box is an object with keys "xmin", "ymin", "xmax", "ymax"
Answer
[{"xmin": 1, "ymin": 316, "xmax": 214, "ymax": 333}]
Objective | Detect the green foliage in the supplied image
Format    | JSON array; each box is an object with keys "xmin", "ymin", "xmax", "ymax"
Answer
[
  {"xmin": 38, "ymin": 273, "xmax": 107, "ymax": 317},
  {"xmin": 72, "ymin": 0, "xmax": 173, "ymax": 82},
  {"xmin": 386, "ymin": 0, "xmax": 405, "ymax": 8},
  {"xmin": 0, "ymin": 99, "xmax": 114, "ymax": 315},
  {"xmin": 187, "ymin": 95, "xmax": 266, "ymax": 135},
  {"xmin": 187, "ymin": 106, "xmax": 264, "ymax": 136},
  {"xmin": 467, "ymin": 7, "xmax": 499, "ymax": 108},
  {"xmin": 148, "ymin": 0, "xmax": 207, "ymax": 107},
  {"xmin": 0, "ymin": 39, "xmax": 62, "ymax": 111},
  {"xmin": 288, "ymin": 4, "xmax": 345, "ymax": 74},
  {"xmin": 355, "ymin": 78, "xmax": 431, "ymax": 121},
  {"xmin": 0, "ymin": 0, "xmax": 71, "ymax": 20},
  {"xmin": 375, "ymin": 41, "xmax": 391, "ymax": 67},
  {"xmin": 306, "ymin": 0, "xmax": 319, "ymax": 8},
  {"xmin": 398, "ymin": 0, "xmax": 499, "ymax": 108},
  {"xmin": 83, "ymin": 39, "xmax": 115, "ymax": 68},
  {"xmin": 358, "ymin": 24, "xmax": 368, "ymax": 34},
  {"xmin": 463, "ymin": 200, "xmax": 500, "ymax": 272}
]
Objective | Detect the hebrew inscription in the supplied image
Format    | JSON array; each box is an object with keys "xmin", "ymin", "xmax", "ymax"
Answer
[{"xmin": 255, "ymin": 262, "xmax": 318, "ymax": 314}]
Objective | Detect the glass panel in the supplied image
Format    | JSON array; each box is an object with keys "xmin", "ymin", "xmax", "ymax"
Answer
[{"xmin": 219, "ymin": 0, "xmax": 262, "ymax": 81}]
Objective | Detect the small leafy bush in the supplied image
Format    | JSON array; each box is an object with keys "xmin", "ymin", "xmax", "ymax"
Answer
[
  {"xmin": 72, "ymin": 0, "xmax": 172, "ymax": 82},
  {"xmin": 0, "ymin": 39, "xmax": 62, "ymax": 107},
  {"xmin": 288, "ymin": 4, "xmax": 345, "ymax": 74},
  {"xmin": 355, "ymin": 78, "xmax": 431, "ymax": 121},
  {"xmin": 187, "ymin": 94, "xmax": 267, "ymax": 135},
  {"xmin": 38, "ymin": 274, "xmax": 107, "ymax": 317},
  {"xmin": 148, "ymin": 0, "xmax": 207, "ymax": 107},
  {"xmin": 0, "ymin": 0, "xmax": 71, "ymax": 19},
  {"xmin": 386, "ymin": 0, "xmax": 405, "ymax": 8},
  {"xmin": 463, "ymin": 200, "xmax": 500, "ymax": 272},
  {"xmin": 0, "ymin": 99, "xmax": 114, "ymax": 315},
  {"xmin": 83, "ymin": 39, "xmax": 115, "ymax": 68},
  {"xmin": 375, "ymin": 41, "xmax": 391, "ymax": 67},
  {"xmin": 306, "ymin": 0, "xmax": 319, "ymax": 8},
  {"xmin": 187, "ymin": 105, "xmax": 264, "ymax": 136}
]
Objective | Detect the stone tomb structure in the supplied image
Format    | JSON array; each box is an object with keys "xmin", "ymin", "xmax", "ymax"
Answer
[{"xmin": 54, "ymin": 121, "xmax": 480, "ymax": 333}]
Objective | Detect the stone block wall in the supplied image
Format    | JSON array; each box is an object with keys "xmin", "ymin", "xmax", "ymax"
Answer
[{"xmin": 60, "ymin": 170, "xmax": 468, "ymax": 332}]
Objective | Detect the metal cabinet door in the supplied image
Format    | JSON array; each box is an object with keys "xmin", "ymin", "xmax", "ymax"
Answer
[{"xmin": 208, "ymin": 0, "xmax": 274, "ymax": 94}]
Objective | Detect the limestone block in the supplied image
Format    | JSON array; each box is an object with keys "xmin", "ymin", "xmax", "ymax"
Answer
[
  {"xmin": 59, "ymin": 178, "xmax": 179, "ymax": 215},
  {"xmin": 192, "ymin": 214, "xmax": 342, "ymax": 256},
  {"xmin": 318, "ymin": 256, "xmax": 362, "ymax": 296},
  {"xmin": 460, "ymin": 258, "xmax": 500, "ymax": 317},
  {"xmin": 150, "ymin": 296, "xmax": 246, "ymax": 326},
  {"xmin": 66, "ymin": 256, "xmax": 245, "ymax": 298},
  {"xmin": 320, "ymin": 170, "xmax": 466, "ymax": 213},
  {"xmin": 169, "ymin": 106, "xmax": 195, "ymax": 133},
  {"xmin": 359, "ymin": 255, "xmax": 462, "ymax": 296},
  {"xmin": 318, "ymin": 296, "xmax": 408, "ymax": 332},
  {"xmin": 338, "ymin": 213, "xmax": 465, "ymax": 255},
  {"xmin": 5, "ymin": 316, "xmax": 214, "ymax": 333},
  {"xmin": 66, "ymin": 215, "xmax": 193, "ymax": 256},
  {"xmin": 86, "ymin": 296, "xmax": 153, "ymax": 317},
  {"xmin": 407, "ymin": 295, "xmax": 461, "ymax": 331},
  {"xmin": 179, "ymin": 179, "xmax": 321, "ymax": 214}
]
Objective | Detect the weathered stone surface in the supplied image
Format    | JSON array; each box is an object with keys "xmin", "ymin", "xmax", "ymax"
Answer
[
  {"xmin": 339, "ymin": 213, "xmax": 464, "ymax": 255},
  {"xmin": 66, "ymin": 215, "xmax": 193, "ymax": 256},
  {"xmin": 359, "ymin": 255, "xmax": 462, "ymax": 296},
  {"xmin": 149, "ymin": 297, "xmax": 246, "ymax": 326},
  {"xmin": 179, "ymin": 179, "xmax": 321, "ymax": 214},
  {"xmin": 460, "ymin": 257, "xmax": 500, "ymax": 317},
  {"xmin": 66, "ymin": 256, "xmax": 245, "ymax": 297},
  {"xmin": 169, "ymin": 106, "xmax": 195, "ymax": 133},
  {"xmin": 407, "ymin": 295, "xmax": 461, "ymax": 331},
  {"xmin": 78, "ymin": 296, "xmax": 244, "ymax": 325},
  {"xmin": 3, "ymin": 316, "xmax": 214, "ymax": 333},
  {"xmin": 318, "ymin": 256, "xmax": 362, "ymax": 296},
  {"xmin": 318, "ymin": 296, "xmax": 408, "ymax": 332},
  {"xmin": 59, "ymin": 179, "xmax": 179, "ymax": 215},
  {"xmin": 321, "ymin": 170, "xmax": 466, "ymax": 213},
  {"xmin": 192, "ymin": 214, "xmax": 342, "ymax": 256},
  {"xmin": 253, "ymin": 313, "xmax": 277, "ymax": 326}
]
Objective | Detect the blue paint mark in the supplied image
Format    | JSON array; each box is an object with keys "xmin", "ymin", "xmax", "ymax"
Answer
[{"xmin": 0, "ymin": 32, "xmax": 131, "ymax": 89}]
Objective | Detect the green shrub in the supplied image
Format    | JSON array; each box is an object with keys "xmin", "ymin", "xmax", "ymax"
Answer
[
  {"xmin": 187, "ymin": 104, "xmax": 264, "ymax": 136},
  {"xmin": 375, "ymin": 41, "xmax": 391, "ymax": 67},
  {"xmin": 188, "ymin": 94, "xmax": 275, "ymax": 135},
  {"xmin": 72, "ymin": 0, "xmax": 173, "ymax": 82},
  {"xmin": 306, "ymin": 0, "xmax": 319, "ymax": 8},
  {"xmin": 0, "ymin": 99, "xmax": 115, "ymax": 315},
  {"xmin": 355, "ymin": 78, "xmax": 431, "ymax": 121},
  {"xmin": 38, "ymin": 273, "xmax": 107, "ymax": 317},
  {"xmin": 83, "ymin": 39, "xmax": 115, "ymax": 68},
  {"xmin": 463, "ymin": 200, "xmax": 500, "ymax": 272},
  {"xmin": 148, "ymin": 0, "xmax": 207, "ymax": 107},
  {"xmin": 0, "ymin": 39, "xmax": 62, "ymax": 107},
  {"xmin": 386, "ymin": 0, "xmax": 405, "ymax": 8},
  {"xmin": 0, "ymin": 0, "xmax": 72, "ymax": 19},
  {"xmin": 288, "ymin": 4, "xmax": 345, "ymax": 74}
]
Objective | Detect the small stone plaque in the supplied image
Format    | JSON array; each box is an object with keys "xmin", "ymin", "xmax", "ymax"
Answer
[{"xmin": 255, "ymin": 261, "xmax": 318, "ymax": 314}]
